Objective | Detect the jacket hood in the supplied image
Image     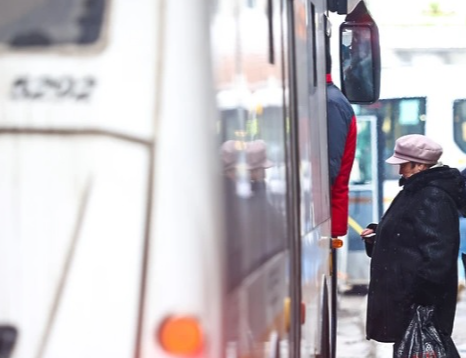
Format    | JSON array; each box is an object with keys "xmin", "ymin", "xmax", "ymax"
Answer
[{"xmin": 404, "ymin": 166, "xmax": 466, "ymax": 216}]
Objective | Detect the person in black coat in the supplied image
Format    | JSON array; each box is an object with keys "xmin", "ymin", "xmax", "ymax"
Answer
[{"xmin": 360, "ymin": 134, "xmax": 466, "ymax": 352}]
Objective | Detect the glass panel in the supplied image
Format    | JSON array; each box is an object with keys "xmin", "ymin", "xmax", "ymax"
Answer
[
  {"xmin": 307, "ymin": 3, "xmax": 317, "ymax": 93},
  {"xmin": 219, "ymin": 97, "xmax": 288, "ymax": 292},
  {"xmin": 0, "ymin": 0, "xmax": 105, "ymax": 47},
  {"xmin": 351, "ymin": 119, "xmax": 373, "ymax": 184},
  {"xmin": 454, "ymin": 99, "xmax": 466, "ymax": 154},
  {"xmin": 340, "ymin": 25, "xmax": 375, "ymax": 103},
  {"xmin": 399, "ymin": 99, "xmax": 421, "ymax": 125},
  {"xmin": 213, "ymin": 0, "xmax": 288, "ymax": 293}
]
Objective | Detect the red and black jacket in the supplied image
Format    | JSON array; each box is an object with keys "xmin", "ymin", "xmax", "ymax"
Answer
[{"xmin": 326, "ymin": 74, "xmax": 357, "ymax": 237}]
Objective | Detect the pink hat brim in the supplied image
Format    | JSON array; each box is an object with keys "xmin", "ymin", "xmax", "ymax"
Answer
[{"xmin": 385, "ymin": 155, "xmax": 410, "ymax": 165}]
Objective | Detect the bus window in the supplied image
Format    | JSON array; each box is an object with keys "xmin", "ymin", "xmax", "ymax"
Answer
[
  {"xmin": 343, "ymin": 115, "xmax": 378, "ymax": 290},
  {"xmin": 0, "ymin": 0, "xmax": 106, "ymax": 47},
  {"xmin": 220, "ymin": 108, "xmax": 249, "ymax": 143},
  {"xmin": 351, "ymin": 118, "xmax": 373, "ymax": 184},
  {"xmin": 454, "ymin": 99, "xmax": 466, "ymax": 154},
  {"xmin": 354, "ymin": 97, "xmax": 426, "ymax": 180},
  {"xmin": 219, "ymin": 98, "xmax": 288, "ymax": 292}
]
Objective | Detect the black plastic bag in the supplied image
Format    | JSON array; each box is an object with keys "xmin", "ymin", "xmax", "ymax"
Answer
[{"xmin": 394, "ymin": 305, "xmax": 459, "ymax": 358}]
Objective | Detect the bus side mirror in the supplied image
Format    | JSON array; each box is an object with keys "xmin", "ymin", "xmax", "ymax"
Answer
[{"xmin": 339, "ymin": 2, "xmax": 381, "ymax": 104}]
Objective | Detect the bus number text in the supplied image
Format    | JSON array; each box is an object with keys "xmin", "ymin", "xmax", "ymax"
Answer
[{"xmin": 11, "ymin": 76, "xmax": 97, "ymax": 101}]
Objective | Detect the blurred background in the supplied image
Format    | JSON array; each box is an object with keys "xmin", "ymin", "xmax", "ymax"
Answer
[{"xmin": 332, "ymin": 1, "xmax": 466, "ymax": 357}]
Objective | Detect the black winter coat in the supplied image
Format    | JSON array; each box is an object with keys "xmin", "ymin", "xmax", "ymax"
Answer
[{"xmin": 365, "ymin": 166, "xmax": 466, "ymax": 343}]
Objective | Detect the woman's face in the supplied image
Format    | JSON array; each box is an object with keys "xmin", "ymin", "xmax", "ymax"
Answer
[{"xmin": 399, "ymin": 162, "xmax": 429, "ymax": 178}]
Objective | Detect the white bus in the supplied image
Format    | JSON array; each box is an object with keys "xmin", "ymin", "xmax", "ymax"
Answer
[
  {"xmin": 0, "ymin": 0, "xmax": 378, "ymax": 357},
  {"xmin": 358, "ymin": 65, "xmax": 466, "ymax": 205}
]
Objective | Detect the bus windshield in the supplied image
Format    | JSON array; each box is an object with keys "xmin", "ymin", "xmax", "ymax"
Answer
[
  {"xmin": 354, "ymin": 97, "xmax": 426, "ymax": 180},
  {"xmin": 0, "ymin": 0, "xmax": 105, "ymax": 47}
]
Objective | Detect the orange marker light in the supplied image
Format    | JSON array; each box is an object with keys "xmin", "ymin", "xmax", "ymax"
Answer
[
  {"xmin": 331, "ymin": 238, "xmax": 344, "ymax": 249},
  {"xmin": 158, "ymin": 316, "xmax": 204, "ymax": 356}
]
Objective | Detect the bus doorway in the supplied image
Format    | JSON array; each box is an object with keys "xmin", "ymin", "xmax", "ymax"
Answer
[{"xmin": 339, "ymin": 115, "xmax": 379, "ymax": 292}]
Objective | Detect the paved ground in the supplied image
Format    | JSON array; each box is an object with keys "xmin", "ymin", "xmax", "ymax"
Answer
[{"xmin": 336, "ymin": 289, "xmax": 466, "ymax": 357}]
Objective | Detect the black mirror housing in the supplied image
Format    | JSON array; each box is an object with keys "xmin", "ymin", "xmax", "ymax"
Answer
[{"xmin": 339, "ymin": 1, "xmax": 381, "ymax": 104}]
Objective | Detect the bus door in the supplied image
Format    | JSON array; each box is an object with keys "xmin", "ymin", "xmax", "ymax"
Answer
[{"xmin": 339, "ymin": 115, "xmax": 379, "ymax": 291}]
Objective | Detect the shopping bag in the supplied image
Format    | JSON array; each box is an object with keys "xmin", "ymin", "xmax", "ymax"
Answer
[{"xmin": 394, "ymin": 305, "xmax": 448, "ymax": 358}]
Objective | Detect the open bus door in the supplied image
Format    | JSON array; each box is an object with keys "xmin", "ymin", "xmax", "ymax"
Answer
[{"xmin": 339, "ymin": 115, "xmax": 379, "ymax": 292}]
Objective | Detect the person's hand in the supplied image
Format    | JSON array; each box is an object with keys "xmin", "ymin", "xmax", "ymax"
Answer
[
  {"xmin": 361, "ymin": 228, "xmax": 375, "ymax": 243},
  {"xmin": 360, "ymin": 228, "xmax": 374, "ymax": 236}
]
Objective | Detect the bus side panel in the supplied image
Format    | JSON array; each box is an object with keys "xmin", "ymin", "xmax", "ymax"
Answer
[
  {"xmin": 212, "ymin": 0, "xmax": 291, "ymax": 356},
  {"xmin": 291, "ymin": 0, "xmax": 332, "ymax": 355}
]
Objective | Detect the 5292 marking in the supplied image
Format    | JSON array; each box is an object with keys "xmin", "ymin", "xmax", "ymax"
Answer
[{"xmin": 11, "ymin": 76, "xmax": 97, "ymax": 101}]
